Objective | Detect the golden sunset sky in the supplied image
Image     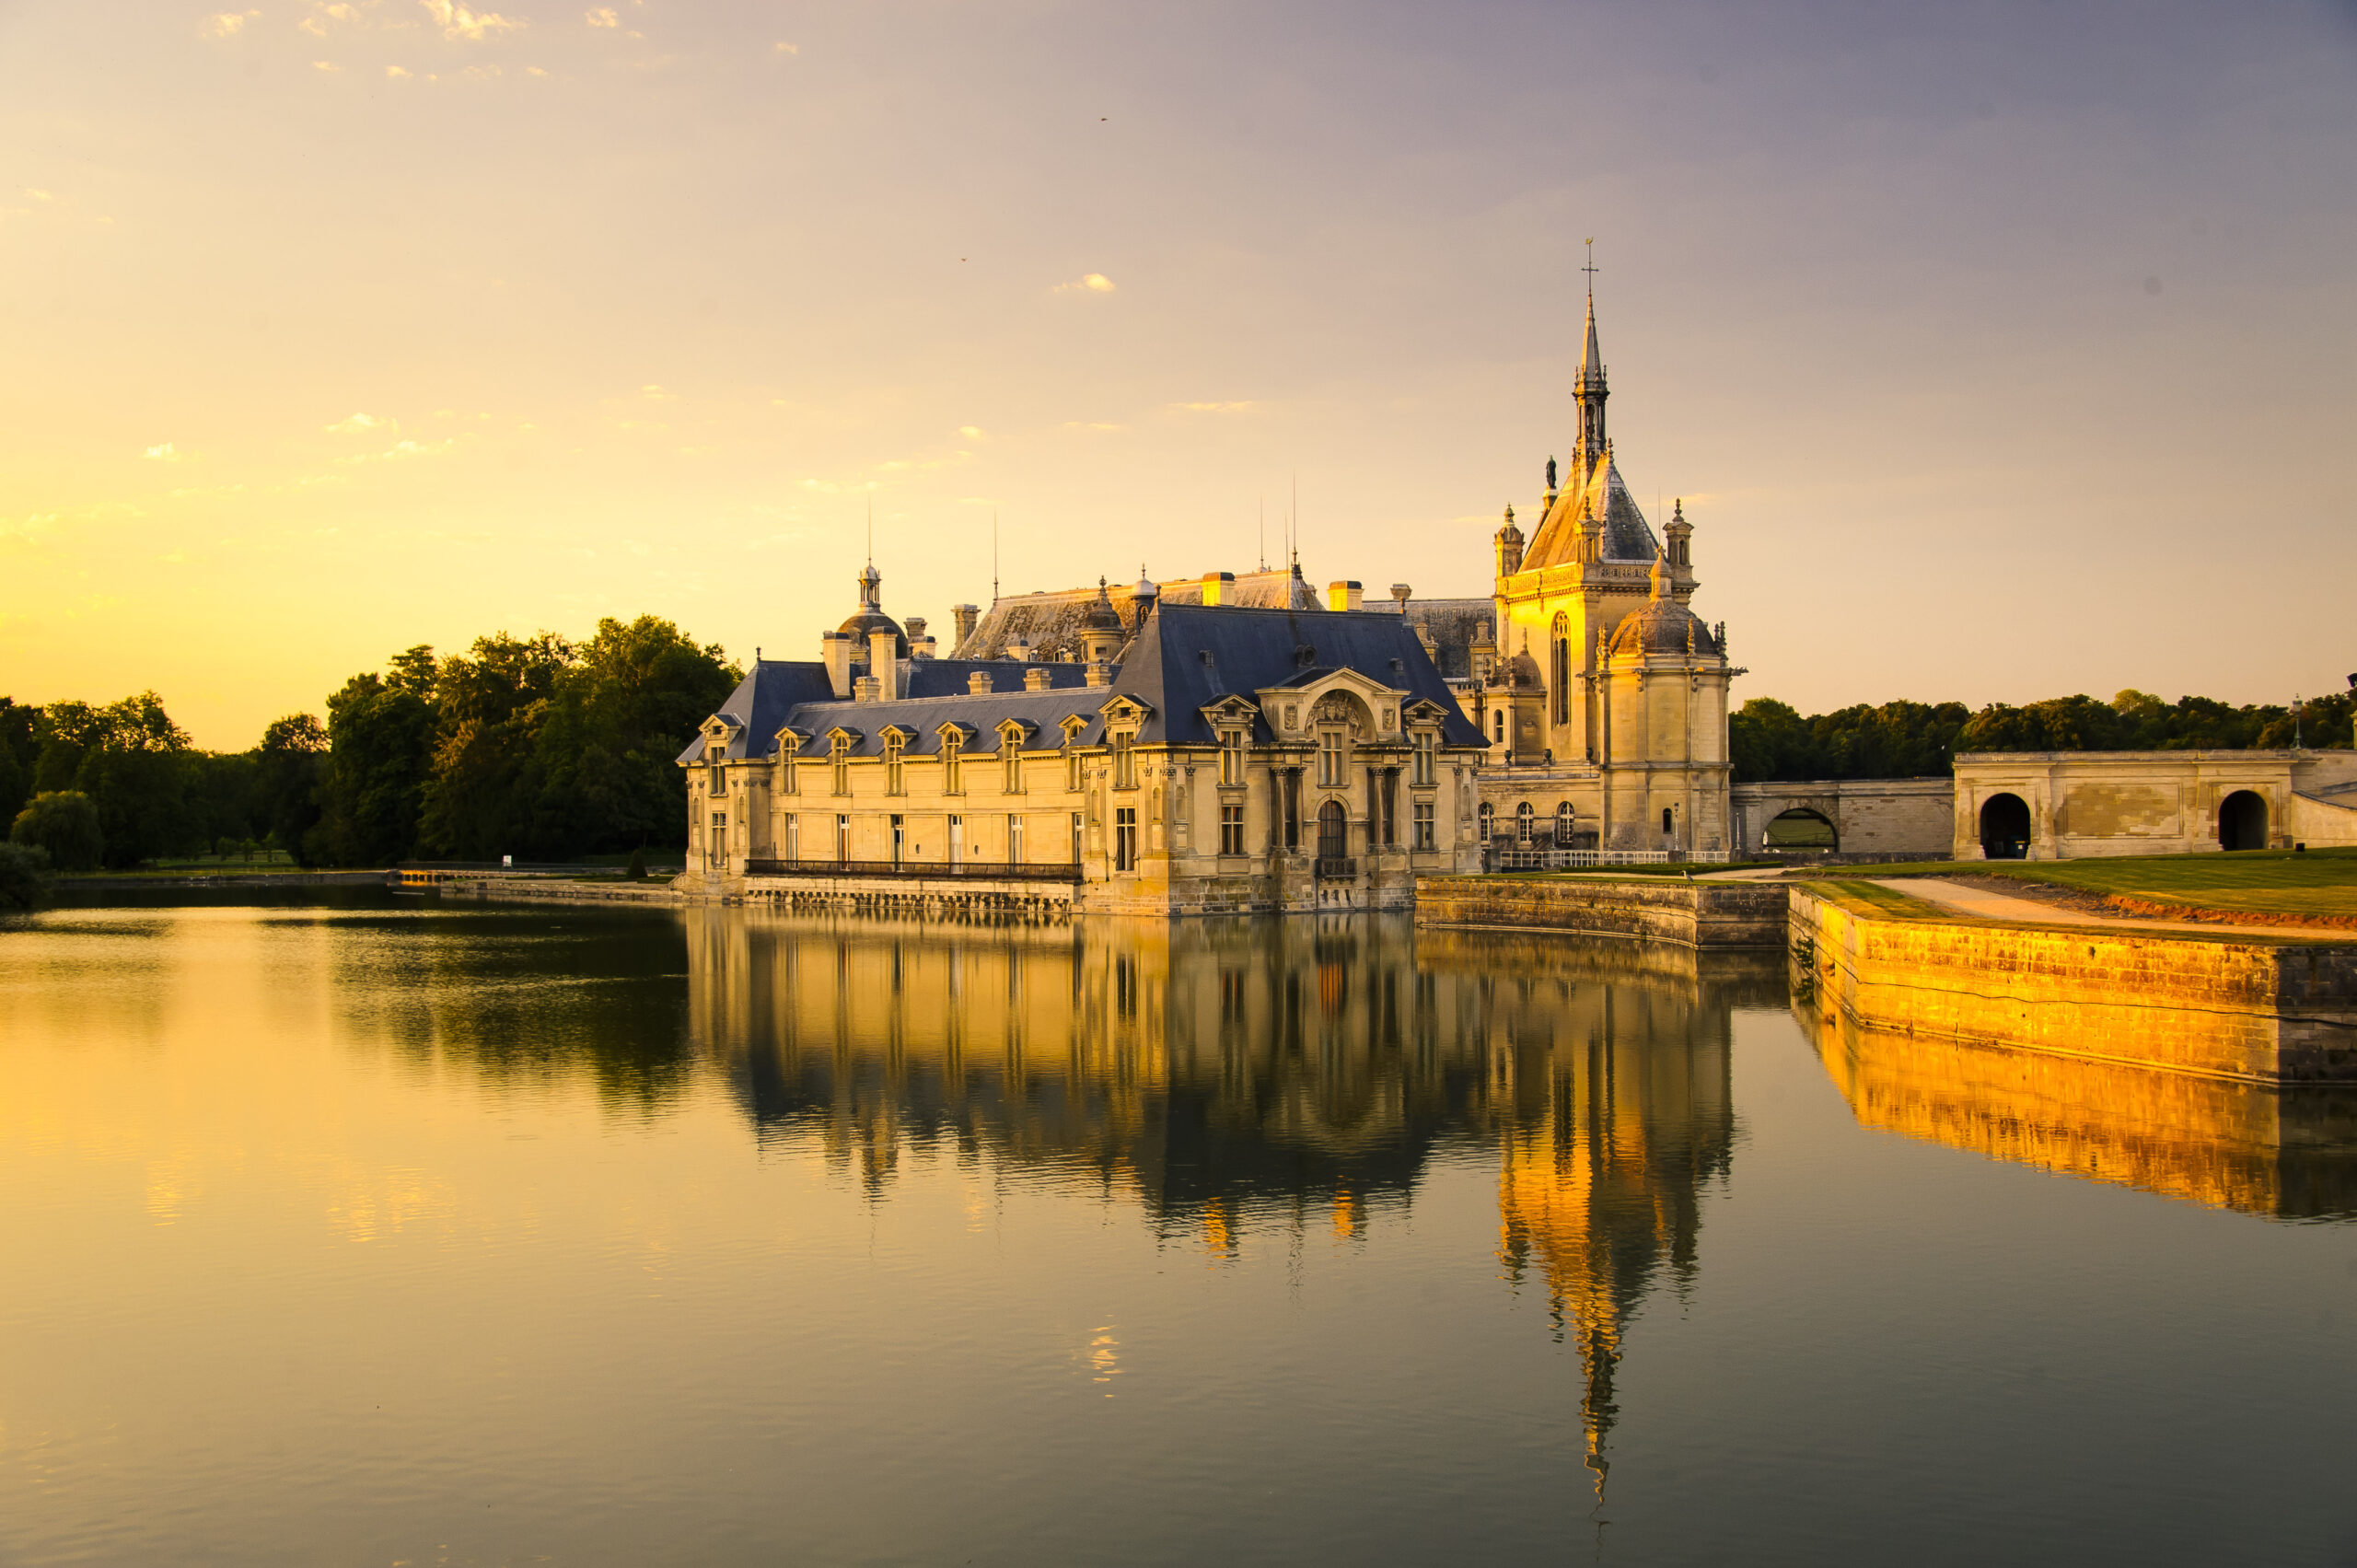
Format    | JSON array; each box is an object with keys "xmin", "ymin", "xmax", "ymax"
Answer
[{"xmin": 5, "ymin": 0, "xmax": 2353, "ymax": 748}]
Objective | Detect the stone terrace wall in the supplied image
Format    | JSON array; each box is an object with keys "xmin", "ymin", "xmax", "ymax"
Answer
[
  {"xmin": 1415, "ymin": 876, "xmax": 1790, "ymax": 948},
  {"xmin": 1792, "ymin": 885, "xmax": 2357, "ymax": 1084}
]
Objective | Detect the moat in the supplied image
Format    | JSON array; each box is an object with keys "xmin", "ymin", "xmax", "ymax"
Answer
[{"xmin": 4, "ymin": 892, "xmax": 2355, "ymax": 1566}]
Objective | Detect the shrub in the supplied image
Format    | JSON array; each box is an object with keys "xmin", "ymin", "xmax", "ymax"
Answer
[
  {"xmin": 0, "ymin": 842, "xmax": 51, "ymax": 912},
  {"xmin": 625, "ymin": 846, "xmax": 647, "ymax": 880},
  {"xmin": 11, "ymin": 791, "xmax": 104, "ymax": 872}
]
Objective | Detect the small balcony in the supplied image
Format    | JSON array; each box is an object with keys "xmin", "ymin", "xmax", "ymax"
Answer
[{"xmin": 1313, "ymin": 855, "xmax": 1358, "ymax": 880}]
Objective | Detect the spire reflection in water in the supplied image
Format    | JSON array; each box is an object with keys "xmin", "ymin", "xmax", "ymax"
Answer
[{"xmin": 685, "ymin": 907, "xmax": 1782, "ymax": 1493}]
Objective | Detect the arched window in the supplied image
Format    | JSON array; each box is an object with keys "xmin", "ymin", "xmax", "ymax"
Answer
[
  {"xmin": 1478, "ymin": 802, "xmax": 1493, "ymax": 842},
  {"xmin": 883, "ymin": 734, "xmax": 906, "ymax": 796},
  {"xmin": 1515, "ymin": 801, "xmax": 1535, "ymax": 844},
  {"xmin": 941, "ymin": 731, "xmax": 964, "ymax": 795},
  {"xmin": 1317, "ymin": 799, "xmax": 1348, "ymax": 862},
  {"xmin": 1002, "ymin": 731, "xmax": 1025, "ymax": 795},
  {"xmin": 1660, "ymin": 806, "xmax": 1674, "ymax": 836},
  {"xmin": 1550, "ymin": 612, "xmax": 1570, "ymax": 724},
  {"xmin": 1554, "ymin": 801, "xmax": 1574, "ymax": 847},
  {"xmin": 830, "ymin": 736, "xmax": 851, "ymax": 796}
]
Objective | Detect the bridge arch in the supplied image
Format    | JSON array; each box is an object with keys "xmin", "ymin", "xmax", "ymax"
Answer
[
  {"xmin": 1764, "ymin": 807, "xmax": 1837, "ymax": 851},
  {"xmin": 2218, "ymin": 790, "xmax": 2269, "ymax": 852},
  {"xmin": 1980, "ymin": 793, "xmax": 2032, "ymax": 859}
]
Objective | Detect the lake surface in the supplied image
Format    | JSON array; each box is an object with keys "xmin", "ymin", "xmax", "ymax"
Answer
[{"xmin": 4, "ymin": 893, "xmax": 2356, "ymax": 1566}]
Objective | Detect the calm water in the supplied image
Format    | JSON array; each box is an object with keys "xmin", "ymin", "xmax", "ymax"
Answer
[{"xmin": 5, "ymin": 894, "xmax": 2357, "ymax": 1567}]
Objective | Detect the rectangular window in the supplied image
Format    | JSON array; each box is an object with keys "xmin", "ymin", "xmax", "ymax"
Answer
[
  {"xmin": 1380, "ymin": 769, "xmax": 1398, "ymax": 847},
  {"xmin": 885, "ymin": 738, "xmax": 905, "ymax": 796},
  {"xmin": 1113, "ymin": 807, "xmax": 1137, "ymax": 872},
  {"xmin": 1411, "ymin": 729, "xmax": 1434, "ymax": 786},
  {"xmin": 891, "ymin": 813, "xmax": 905, "ymax": 864},
  {"xmin": 1111, "ymin": 732, "xmax": 1136, "ymax": 790},
  {"xmin": 835, "ymin": 813, "xmax": 850, "ymax": 864},
  {"xmin": 1066, "ymin": 743, "xmax": 1084, "ymax": 793},
  {"xmin": 1413, "ymin": 801, "xmax": 1436, "ymax": 852},
  {"xmin": 708, "ymin": 810, "xmax": 727, "ymax": 869},
  {"xmin": 1219, "ymin": 728, "xmax": 1246, "ymax": 786},
  {"xmin": 709, "ymin": 762, "xmax": 726, "ymax": 795},
  {"xmin": 1478, "ymin": 803, "xmax": 1492, "ymax": 843},
  {"xmin": 830, "ymin": 739, "xmax": 850, "ymax": 797},
  {"xmin": 943, "ymin": 736, "xmax": 963, "ymax": 795},
  {"xmin": 1492, "ymin": 710, "xmax": 1505, "ymax": 742},
  {"xmin": 1071, "ymin": 811, "xmax": 1084, "ymax": 864},
  {"xmin": 1010, "ymin": 814, "xmax": 1025, "ymax": 864},
  {"xmin": 1318, "ymin": 730, "xmax": 1343, "ymax": 788},
  {"xmin": 1220, "ymin": 803, "xmax": 1245, "ymax": 855},
  {"xmin": 1282, "ymin": 769, "xmax": 1300, "ymax": 851},
  {"xmin": 780, "ymin": 748, "xmax": 797, "ymax": 796},
  {"xmin": 1004, "ymin": 742, "xmax": 1023, "ymax": 795}
]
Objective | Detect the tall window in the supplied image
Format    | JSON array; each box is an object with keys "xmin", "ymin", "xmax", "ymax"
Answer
[
  {"xmin": 1662, "ymin": 807, "xmax": 1675, "ymax": 836},
  {"xmin": 1555, "ymin": 802, "xmax": 1574, "ymax": 846},
  {"xmin": 1111, "ymin": 731, "xmax": 1136, "ymax": 790},
  {"xmin": 830, "ymin": 738, "xmax": 851, "ymax": 796},
  {"xmin": 1113, "ymin": 807, "xmax": 1137, "ymax": 872},
  {"xmin": 707, "ymin": 810, "xmax": 727, "ymax": 868},
  {"xmin": 1071, "ymin": 811, "xmax": 1084, "ymax": 863},
  {"xmin": 708, "ymin": 761, "xmax": 726, "ymax": 795},
  {"xmin": 1317, "ymin": 729, "xmax": 1344, "ymax": 788},
  {"xmin": 1478, "ymin": 802, "xmax": 1493, "ymax": 843},
  {"xmin": 1010, "ymin": 814, "xmax": 1025, "ymax": 864},
  {"xmin": 1550, "ymin": 612, "xmax": 1570, "ymax": 724},
  {"xmin": 1379, "ymin": 770, "xmax": 1398, "ymax": 847},
  {"xmin": 1515, "ymin": 802, "xmax": 1534, "ymax": 844},
  {"xmin": 942, "ymin": 732, "xmax": 963, "ymax": 795},
  {"xmin": 779, "ymin": 746, "xmax": 797, "ymax": 796},
  {"xmin": 1411, "ymin": 728, "xmax": 1434, "ymax": 786},
  {"xmin": 1412, "ymin": 801, "xmax": 1435, "ymax": 852},
  {"xmin": 1066, "ymin": 738, "xmax": 1084, "ymax": 792},
  {"xmin": 884, "ymin": 735, "xmax": 905, "ymax": 796},
  {"xmin": 1492, "ymin": 711, "xmax": 1505, "ymax": 743},
  {"xmin": 1219, "ymin": 728, "xmax": 1246, "ymax": 786},
  {"xmin": 784, "ymin": 813, "xmax": 799, "ymax": 860},
  {"xmin": 834, "ymin": 813, "xmax": 850, "ymax": 863},
  {"xmin": 1003, "ymin": 738, "xmax": 1024, "ymax": 795},
  {"xmin": 1220, "ymin": 803, "xmax": 1245, "ymax": 855}
]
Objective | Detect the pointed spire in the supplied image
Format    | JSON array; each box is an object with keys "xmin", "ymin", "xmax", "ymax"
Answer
[{"xmin": 1648, "ymin": 546, "xmax": 1670, "ymax": 600}]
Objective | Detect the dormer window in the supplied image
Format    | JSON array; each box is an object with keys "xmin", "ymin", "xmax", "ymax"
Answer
[
  {"xmin": 780, "ymin": 741, "xmax": 798, "ymax": 796},
  {"xmin": 830, "ymin": 736, "xmax": 852, "ymax": 796},
  {"xmin": 884, "ymin": 734, "xmax": 906, "ymax": 796},
  {"xmin": 1001, "ymin": 728, "xmax": 1026, "ymax": 794},
  {"xmin": 941, "ymin": 731, "xmax": 964, "ymax": 795}
]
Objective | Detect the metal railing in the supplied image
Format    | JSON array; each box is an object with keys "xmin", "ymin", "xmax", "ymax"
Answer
[
  {"xmin": 1487, "ymin": 846, "xmax": 1732, "ymax": 870},
  {"xmin": 741, "ymin": 858, "xmax": 1084, "ymax": 884}
]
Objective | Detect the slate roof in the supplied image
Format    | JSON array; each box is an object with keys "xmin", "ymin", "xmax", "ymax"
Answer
[
  {"xmin": 1519, "ymin": 454, "xmax": 1661, "ymax": 572},
  {"xmin": 682, "ymin": 599, "xmax": 1483, "ymax": 763},
  {"xmin": 1399, "ymin": 598, "xmax": 1493, "ymax": 681},
  {"xmin": 904, "ymin": 659, "xmax": 1091, "ymax": 700},
  {"xmin": 1118, "ymin": 602, "xmax": 1485, "ymax": 748}
]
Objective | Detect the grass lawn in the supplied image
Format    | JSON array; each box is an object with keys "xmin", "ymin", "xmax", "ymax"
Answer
[{"xmin": 1865, "ymin": 846, "xmax": 2357, "ymax": 921}]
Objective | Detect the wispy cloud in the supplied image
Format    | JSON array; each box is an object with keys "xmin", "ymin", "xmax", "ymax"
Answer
[
  {"xmin": 585, "ymin": 6, "xmax": 617, "ymax": 25},
  {"xmin": 773, "ymin": 40, "xmax": 797, "ymax": 54},
  {"xmin": 1055, "ymin": 273, "xmax": 1117, "ymax": 295},
  {"xmin": 639, "ymin": 384, "xmax": 677, "ymax": 401},
  {"xmin": 339, "ymin": 437, "xmax": 456, "ymax": 464},
  {"xmin": 386, "ymin": 64, "xmax": 412, "ymax": 77},
  {"xmin": 1062, "ymin": 422, "xmax": 1124, "ymax": 433},
  {"xmin": 420, "ymin": 0, "xmax": 521, "ymax": 41},
  {"xmin": 326, "ymin": 412, "xmax": 397, "ymax": 434},
  {"xmin": 204, "ymin": 10, "xmax": 260, "ymax": 37},
  {"xmin": 311, "ymin": 59, "xmax": 343, "ymax": 71},
  {"xmin": 144, "ymin": 442, "xmax": 183, "ymax": 461},
  {"xmin": 958, "ymin": 425, "xmax": 985, "ymax": 439},
  {"xmin": 1173, "ymin": 401, "xmax": 1258, "ymax": 414}
]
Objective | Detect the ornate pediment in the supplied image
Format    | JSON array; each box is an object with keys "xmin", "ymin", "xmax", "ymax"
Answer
[{"xmin": 1097, "ymin": 694, "xmax": 1154, "ymax": 725}]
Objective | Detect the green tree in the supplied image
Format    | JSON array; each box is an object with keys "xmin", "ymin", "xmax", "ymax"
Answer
[
  {"xmin": 528, "ymin": 616, "xmax": 736, "ymax": 854},
  {"xmin": 0, "ymin": 698, "xmax": 38, "ymax": 826},
  {"xmin": 12, "ymin": 790, "xmax": 104, "ymax": 871},
  {"xmin": 418, "ymin": 632, "xmax": 575, "ymax": 860},
  {"xmin": 314, "ymin": 655, "xmax": 440, "ymax": 865},
  {"xmin": 256, "ymin": 713, "xmax": 329, "ymax": 863}
]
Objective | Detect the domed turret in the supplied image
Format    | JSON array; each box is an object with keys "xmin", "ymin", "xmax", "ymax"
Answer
[
  {"xmin": 1080, "ymin": 577, "xmax": 1124, "ymax": 665},
  {"xmin": 1608, "ymin": 552, "xmax": 1717, "ymax": 659},
  {"xmin": 1130, "ymin": 566, "xmax": 1159, "ymax": 608},
  {"xmin": 837, "ymin": 561, "xmax": 907, "ymax": 658}
]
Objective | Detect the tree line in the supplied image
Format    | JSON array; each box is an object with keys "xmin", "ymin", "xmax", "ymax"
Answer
[
  {"xmin": 1729, "ymin": 688, "xmax": 2355, "ymax": 784},
  {"xmin": 4, "ymin": 614, "xmax": 737, "ymax": 871}
]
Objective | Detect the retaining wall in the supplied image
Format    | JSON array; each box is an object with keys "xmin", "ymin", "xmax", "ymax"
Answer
[
  {"xmin": 1790, "ymin": 885, "xmax": 2357, "ymax": 1084},
  {"xmin": 1413, "ymin": 875, "xmax": 1790, "ymax": 948}
]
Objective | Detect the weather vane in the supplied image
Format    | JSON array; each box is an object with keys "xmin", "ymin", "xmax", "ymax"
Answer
[{"xmin": 1582, "ymin": 238, "xmax": 1597, "ymax": 297}]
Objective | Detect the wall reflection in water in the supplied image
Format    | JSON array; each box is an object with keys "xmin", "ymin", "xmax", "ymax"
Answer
[
  {"xmin": 685, "ymin": 907, "xmax": 1783, "ymax": 1492},
  {"xmin": 1801, "ymin": 1001, "xmax": 2357, "ymax": 1221}
]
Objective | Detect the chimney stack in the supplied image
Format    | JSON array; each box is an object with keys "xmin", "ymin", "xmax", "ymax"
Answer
[
  {"xmin": 868, "ymin": 629, "xmax": 899, "ymax": 698},
  {"xmin": 821, "ymin": 632, "xmax": 853, "ymax": 699},
  {"xmin": 853, "ymin": 675, "xmax": 882, "ymax": 703},
  {"xmin": 1025, "ymin": 667, "xmax": 1050, "ymax": 691},
  {"xmin": 1328, "ymin": 580, "xmax": 1364, "ymax": 612},
  {"xmin": 969, "ymin": 671, "xmax": 993, "ymax": 694},
  {"xmin": 1390, "ymin": 584, "xmax": 1412, "ymax": 614},
  {"xmin": 1085, "ymin": 663, "xmax": 1111, "ymax": 688},
  {"xmin": 949, "ymin": 603, "xmax": 981, "ymax": 648},
  {"xmin": 1201, "ymin": 570, "xmax": 1234, "ymax": 606}
]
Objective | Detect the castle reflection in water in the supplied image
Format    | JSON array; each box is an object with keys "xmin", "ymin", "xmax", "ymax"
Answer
[{"xmin": 683, "ymin": 909, "xmax": 1781, "ymax": 1492}]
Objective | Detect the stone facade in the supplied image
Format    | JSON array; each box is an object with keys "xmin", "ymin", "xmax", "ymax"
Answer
[
  {"xmin": 1729, "ymin": 778, "xmax": 1956, "ymax": 858},
  {"xmin": 675, "ymin": 574, "xmax": 1489, "ymax": 914},
  {"xmin": 1951, "ymin": 750, "xmax": 2357, "ymax": 859}
]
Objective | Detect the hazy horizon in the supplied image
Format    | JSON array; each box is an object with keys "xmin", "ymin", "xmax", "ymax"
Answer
[{"xmin": 6, "ymin": 0, "xmax": 2353, "ymax": 749}]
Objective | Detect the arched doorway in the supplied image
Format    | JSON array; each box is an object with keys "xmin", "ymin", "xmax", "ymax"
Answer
[
  {"xmin": 1980, "ymin": 793, "xmax": 2031, "ymax": 859},
  {"xmin": 1317, "ymin": 799, "xmax": 1348, "ymax": 863},
  {"xmin": 1764, "ymin": 807, "xmax": 1837, "ymax": 851},
  {"xmin": 2219, "ymin": 790, "xmax": 2269, "ymax": 851}
]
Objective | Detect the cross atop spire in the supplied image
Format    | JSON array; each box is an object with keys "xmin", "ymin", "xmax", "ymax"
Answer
[{"xmin": 1573, "ymin": 246, "xmax": 1608, "ymax": 461}]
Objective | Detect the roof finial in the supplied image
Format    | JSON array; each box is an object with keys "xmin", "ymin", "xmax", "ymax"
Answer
[
  {"xmin": 1582, "ymin": 237, "xmax": 1596, "ymax": 300},
  {"xmin": 865, "ymin": 496, "xmax": 873, "ymax": 567}
]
